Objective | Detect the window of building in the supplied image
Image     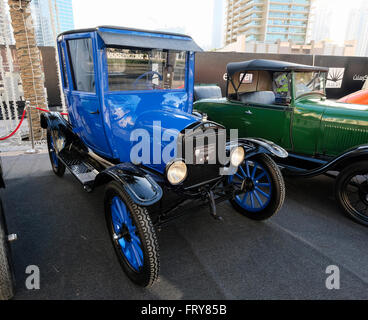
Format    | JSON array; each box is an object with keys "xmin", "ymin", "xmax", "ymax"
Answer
[
  {"xmin": 289, "ymin": 35, "xmax": 305, "ymax": 42},
  {"xmin": 268, "ymin": 27, "xmax": 288, "ymax": 33},
  {"xmin": 269, "ymin": 12, "xmax": 289, "ymax": 18},
  {"xmin": 106, "ymin": 48, "xmax": 186, "ymax": 92},
  {"xmin": 269, "ymin": 4, "xmax": 289, "ymax": 10},
  {"xmin": 266, "ymin": 34, "xmax": 287, "ymax": 42},
  {"xmin": 290, "ymin": 13, "xmax": 307, "ymax": 19},
  {"xmin": 67, "ymin": 38, "xmax": 95, "ymax": 92}
]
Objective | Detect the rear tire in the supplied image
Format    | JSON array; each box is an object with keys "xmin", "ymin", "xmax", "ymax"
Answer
[
  {"xmin": 47, "ymin": 130, "xmax": 65, "ymax": 177},
  {"xmin": 228, "ymin": 154, "xmax": 285, "ymax": 221},
  {"xmin": 335, "ymin": 161, "xmax": 368, "ymax": 226},
  {"xmin": 104, "ymin": 181, "xmax": 159, "ymax": 287},
  {"xmin": 0, "ymin": 199, "xmax": 15, "ymax": 300}
]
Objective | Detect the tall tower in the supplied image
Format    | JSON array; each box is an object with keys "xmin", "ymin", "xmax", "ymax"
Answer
[
  {"xmin": 211, "ymin": 0, "xmax": 224, "ymax": 49},
  {"xmin": 225, "ymin": 0, "xmax": 314, "ymax": 46},
  {"xmin": 31, "ymin": 0, "xmax": 74, "ymax": 46},
  {"xmin": 0, "ymin": 0, "xmax": 14, "ymax": 44}
]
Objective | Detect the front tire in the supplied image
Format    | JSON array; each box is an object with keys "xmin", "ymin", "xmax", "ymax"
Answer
[
  {"xmin": 0, "ymin": 200, "xmax": 15, "ymax": 300},
  {"xmin": 104, "ymin": 181, "xmax": 159, "ymax": 287},
  {"xmin": 335, "ymin": 161, "xmax": 368, "ymax": 226},
  {"xmin": 47, "ymin": 130, "xmax": 65, "ymax": 177},
  {"xmin": 228, "ymin": 154, "xmax": 285, "ymax": 220}
]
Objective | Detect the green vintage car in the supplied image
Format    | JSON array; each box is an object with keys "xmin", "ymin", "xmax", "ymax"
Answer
[{"xmin": 194, "ymin": 59, "xmax": 368, "ymax": 226}]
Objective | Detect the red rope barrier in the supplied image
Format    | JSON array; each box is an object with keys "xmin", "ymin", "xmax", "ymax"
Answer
[
  {"xmin": 35, "ymin": 107, "xmax": 68, "ymax": 116},
  {"xmin": 0, "ymin": 108, "xmax": 27, "ymax": 141},
  {"xmin": 0, "ymin": 107, "xmax": 68, "ymax": 141}
]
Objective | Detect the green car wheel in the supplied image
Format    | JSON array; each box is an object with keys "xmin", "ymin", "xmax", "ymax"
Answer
[{"xmin": 336, "ymin": 161, "xmax": 368, "ymax": 226}]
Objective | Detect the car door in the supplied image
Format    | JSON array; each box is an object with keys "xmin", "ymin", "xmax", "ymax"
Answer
[
  {"xmin": 241, "ymin": 101, "xmax": 292, "ymax": 149},
  {"xmin": 65, "ymin": 36, "xmax": 111, "ymax": 157},
  {"xmin": 291, "ymin": 99, "xmax": 326, "ymax": 156}
]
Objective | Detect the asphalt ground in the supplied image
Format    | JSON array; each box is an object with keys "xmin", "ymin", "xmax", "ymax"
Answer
[{"xmin": 1, "ymin": 153, "xmax": 368, "ymax": 300}]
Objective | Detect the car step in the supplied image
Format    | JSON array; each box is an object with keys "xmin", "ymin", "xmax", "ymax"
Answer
[{"xmin": 60, "ymin": 156, "xmax": 98, "ymax": 190}]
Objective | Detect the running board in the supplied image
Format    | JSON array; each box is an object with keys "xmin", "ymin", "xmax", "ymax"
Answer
[{"xmin": 58, "ymin": 154, "xmax": 98, "ymax": 191}]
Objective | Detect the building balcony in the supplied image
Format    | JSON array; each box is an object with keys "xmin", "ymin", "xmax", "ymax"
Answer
[{"xmin": 269, "ymin": 0, "xmax": 310, "ymax": 6}]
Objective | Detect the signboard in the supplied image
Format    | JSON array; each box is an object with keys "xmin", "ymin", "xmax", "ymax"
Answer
[{"xmin": 326, "ymin": 68, "xmax": 345, "ymax": 89}]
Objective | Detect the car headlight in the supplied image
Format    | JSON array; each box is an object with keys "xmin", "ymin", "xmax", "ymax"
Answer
[
  {"xmin": 166, "ymin": 160, "xmax": 188, "ymax": 185},
  {"xmin": 230, "ymin": 146, "xmax": 245, "ymax": 167}
]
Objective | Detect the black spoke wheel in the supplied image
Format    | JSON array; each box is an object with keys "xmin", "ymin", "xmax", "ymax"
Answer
[
  {"xmin": 104, "ymin": 181, "xmax": 159, "ymax": 287},
  {"xmin": 0, "ymin": 199, "xmax": 15, "ymax": 300},
  {"xmin": 336, "ymin": 161, "xmax": 368, "ymax": 226},
  {"xmin": 47, "ymin": 130, "xmax": 65, "ymax": 177},
  {"xmin": 228, "ymin": 154, "xmax": 285, "ymax": 220}
]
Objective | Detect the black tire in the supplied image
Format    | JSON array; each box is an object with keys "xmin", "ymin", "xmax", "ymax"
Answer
[
  {"xmin": 104, "ymin": 181, "xmax": 159, "ymax": 287},
  {"xmin": 47, "ymin": 130, "xmax": 65, "ymax": 177},
  {"xmin": 0, "ymin": 199, "xmax": 15, "ymax": 300},
  {"xmin": 228, "ymin": 154, "xmax": 285, "ymax": 221},
  {"xmin": 335, "ymin": 161, "xmax": 368, "ymax": 226}
]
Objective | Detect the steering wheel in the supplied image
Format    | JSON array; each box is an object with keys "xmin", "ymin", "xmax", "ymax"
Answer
[{"xmin": 132, "ymin": 71, "xmax": 163, "ymax": 89}]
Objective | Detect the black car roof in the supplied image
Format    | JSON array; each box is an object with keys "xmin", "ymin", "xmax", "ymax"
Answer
[
  {"xmin": 58, "ymin": 26, "xmax": 203, "ymax": 52},
  {"xmin": 227, "ymin": 59, "xmax": 329, "ymax": 76}
]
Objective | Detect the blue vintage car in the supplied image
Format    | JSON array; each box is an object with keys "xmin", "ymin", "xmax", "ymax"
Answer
[{"xmin": 41, "ymin": 26, "xmax": 288, "ymax": 287}]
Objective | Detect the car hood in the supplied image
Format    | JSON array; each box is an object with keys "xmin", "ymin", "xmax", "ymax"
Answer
[
  {"xmin": 132, "ymin": 107, "xmax": 202, "ymax": 173},
  {"xmin": 298, "ymin": 96, "xmax": 368, "ymax": 112}
]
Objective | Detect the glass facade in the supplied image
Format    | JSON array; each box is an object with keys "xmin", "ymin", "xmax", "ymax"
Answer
[
  {"xmin": 225, "ymin": 0, "xmax": 312, "ymax": 45},
  {"xmin": 31, "ymin": 0, "xmax": 74, "ymax": 46}
]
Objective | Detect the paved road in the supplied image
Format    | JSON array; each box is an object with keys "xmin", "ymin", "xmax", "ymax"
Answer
[{"xmin": 1, "ymin": 153, "xmax": 368, "ymax": 300}]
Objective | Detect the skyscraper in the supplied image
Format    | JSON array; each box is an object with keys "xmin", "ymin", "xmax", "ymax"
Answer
[
  {"xmin": 310, "ymin": 0, "xmax": 368, "ymax": 56},
  {"xmin": 225, "ymin": 0, "xmax": 314, "ymax": 46},
  {"xmin": 211, "ymin": 0, "xmax": 225, "ymax": 49},
  {"xmin": 0, "ymin": 0, "xmax": 14, "ymax": 45},
  {"xmin": 31, "ymin": 0, "xmax": 74, "ymax": 46}
]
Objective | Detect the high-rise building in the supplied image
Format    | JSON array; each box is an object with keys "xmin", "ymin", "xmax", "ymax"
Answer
[
  {"xmin": 340, "ymin": 0, "xmax": 368, "ymax": 56},
  {"xmin": 211, "ymin": 0, "xmax": 225, "ymax": 49},
  {"xmin": 0, "ymin": 0, "xmax": 14, "ymax": 45},
  {"xmin": 31, "ymin": 0, "xmax": 74, "ymax": 47},
  {"xmin": 310, "ymin": 0, "xmax": 368, "ymax": 56},
  {"xmin": 225, "ymin": 0, "xmax": 314, "ymax": 46}
]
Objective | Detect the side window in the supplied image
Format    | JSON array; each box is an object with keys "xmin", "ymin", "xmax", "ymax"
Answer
[
  {"xmin": 273, "ymin": 72, "xmax": 291, "ymax": 105},
  {"xmin": 59, "ymin": 45, "xmax": 69, "ymax": 88},
  {"xmin": 67, "ymin": 38, "xmax": 95, "ymax": 92}
]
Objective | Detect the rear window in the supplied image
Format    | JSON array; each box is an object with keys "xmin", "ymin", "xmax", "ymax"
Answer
[{"xmin": 106, "ymin": 48, "xmax": 186, "ymax": 92}]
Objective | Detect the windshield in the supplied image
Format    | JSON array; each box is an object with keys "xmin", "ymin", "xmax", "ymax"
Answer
[
  {"xmin": 294, "ymin": 72, "xmax": 326, "ymax": 98},
  {"xmin": 106, "ymin": 47, "xmax": 186, "ymax": 92}
]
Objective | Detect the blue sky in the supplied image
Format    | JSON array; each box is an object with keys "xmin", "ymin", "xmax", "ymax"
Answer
[{"xmin": 72, "ymin": 0, "xmax": 364, "ymax": 49}]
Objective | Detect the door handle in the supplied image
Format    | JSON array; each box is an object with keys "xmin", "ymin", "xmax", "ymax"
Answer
[
  {"xmin": 245, "ymin": 110, "xmax": 253, "ymax": 115},
  {"xmin": 90, "ymin": 110, "xmax": 100, "ymax": 115}
]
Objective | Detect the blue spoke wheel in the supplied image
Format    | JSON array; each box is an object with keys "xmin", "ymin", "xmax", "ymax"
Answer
[
  {"xmin": 228, "ymin": 154, "xmax": 285, "ymax": 220},
  {"xmin": 104, "ymin": 181, "xmax": 159, "ymax": 287},
  {"xmin": 47, "ymin": 130, "xmax": 65, "ymax": 177}
]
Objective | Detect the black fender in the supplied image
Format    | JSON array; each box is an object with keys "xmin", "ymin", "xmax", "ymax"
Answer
[
  {"xmin": 40, "ymin": 111, "xmax": 70, "ymax": 131},
  {"xmin": 94, "ymin": 163, "xmax": 163, "ymax": 207},
  {"xmin": 40, "ymin": 111, "xmax": 77, "ymax": 152},
  {"xmin": 284, "ymin": 145, "xmax": 368, "ymax": 177},
  {"xmin": 41, "ymin": 112, "xmax": 162, "ymax": 206},
  {"xmin": 238, "ymin": 138, "xmax": 288, "ymax": 159},
  {"xmin": 41, "ymin": 112, "xmax": 89, "ymax": 156}
]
